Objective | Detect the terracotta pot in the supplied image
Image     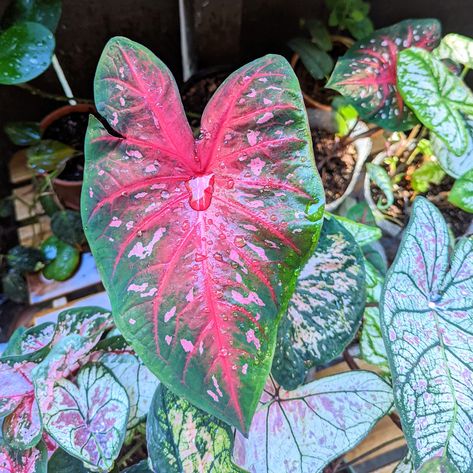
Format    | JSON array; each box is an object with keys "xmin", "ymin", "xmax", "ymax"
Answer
[{"xmin": 40, "ymin": 104, "xmax": 96, "ymax": 211}]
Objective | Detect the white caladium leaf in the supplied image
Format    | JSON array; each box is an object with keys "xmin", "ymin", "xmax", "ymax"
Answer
[
  {"xmin": 147, "ymin": 385, "xmax": 246, "ymax": 473},
  {"xmin": 234, "ymin": 371, "xmax": 393, "ymax": 473},
  {"xmin": 40, "ymin": 363, "xmax": 129, "ymax": 472},
  {"xmin": 272, "ymin": 217, "xmax": 366, "ymax": 389},
  {"xmin": 380, "ymin": 197, "xmax": 473, "ymax": 471},
  {"xmin": 328, "ymin": 213, "xmax": 382, "ymax": 246},
  {"xmin": 435, "ymin": 34, "xmax": 473, "ymax": 69},
  {"xmin": 397, "ymin": 48, "xmax": 473, "ymax": 156},
  {"xmin": 0, "ymin": 441, "xmax": 47, "ymax": 473},
  {"xmin": 431, "ymin": 115, "xmax": 473, "ymax": 178}
]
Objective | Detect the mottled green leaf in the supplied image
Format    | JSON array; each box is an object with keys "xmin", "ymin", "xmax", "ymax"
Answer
[
  {"xmin": 380, "ymin": 197, "xmax": 473, "ymax": 471},
  {"xmin": 411, "ymin": 160, "xmax": 445, "ymax": 193},
  {"xmin": 2, "ymin": 326, "xmax": 26, "ymax": 357},
  {"xmin": 50, "ymin": 210, "xmax": 85, "ymax": 246},
  {"xmin": 147, "ymin": 385, "xmax": 245, "ymax": 473},
  {"xmin": 272, "ymin": 217, "xmax": 366, "ymax": 389},
  {"xmin": 7, "ymin": 245, "xmax": 44, "ymax": 273},
  {"xmin": 40, "ymin": 236, "xmax": 80, "ymax": 281},
  {"xmin": 0, "ymin": 440, "xmax": 47, "ymax": 473},
  {"xmin": 0, "ymin": 21, "xmax": 54, "ymax": 85},
  {"xmin": 18, "ymin": 322, "xmax": 55, "ymax": 355},
  {"xmin": 2, "ymin": 269, "xmax": 28, "ymax": 303},
  {"xmin": 397, "ymin": 48, "xmax": 473, "ymax": 156},
  {"xmin": 432, "ymin": 115, "xmax": 473, "ymax": 178},
  {"xmin": 2, "ymin": 0, "xmax": 62, "ymax": 32},
  {"xmin": 330, "ymin": 212, "xmax": 382, "ymax": 246},
  {"xmin": 288, "ymin": 37, "xmax": 333, "ymax": 79},
  {"xmin": 448, "ymin": 169, "xmax": 473, "ymax": 213},
  {"xmin": 39, "ymin": 363, "xmax": 129, "ymax": 472},
  {"xmin": 327, "ymin": 19, "xmax": 441, "ymax": 130},
  {"xmin": 435, "ymin": 34, "xmax": 473, "ymax": 69},
  {"xmin": 366, "ymin": 163, "xmax": 394, "ymax": 210},
  {"xmin": 234, "ymin": 371, "xmax": 393, "ymax": 473},
  {"xmin": 4, "ymin": 121, "xmax": 41, "ymax": 146},
  {"xmin": 27, "ymin": 140, "xmax": 76, "ymax": 174}
]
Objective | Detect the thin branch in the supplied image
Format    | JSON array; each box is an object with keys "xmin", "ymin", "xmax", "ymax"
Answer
[{"xmin": 15, "ymin": 83, "xmax": 93, "ymax": 104}]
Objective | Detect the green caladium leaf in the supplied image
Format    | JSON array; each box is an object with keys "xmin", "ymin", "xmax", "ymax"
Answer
[
  {"xmin": 40, "ymin": 236, "xmax": 80, "ymax": 281},
  {"xmin": 48, "ymin": 447, "xmax": 91, "ymax": 472},
  {"xmin": 27, "ymin": 140, "xmax": 77, "ymax": 174},
  {"xmin": 0, "ymin": 21, "xmax": 54, "ymax": 85},
  {"xmin": 435, "ymin": 34, "xmax": 473, "ymax": 69},
  {"xmin": 4, "ymin": 121, "xmax": 41, "ymax": 146},
  {"xmin": 431, "ymin": 115, "xmax": 473, "ymax": 179},
  {"xmin": 39, "ymin": 363, "xmax": 129, "ymax": 472},
  {"xmin": 448, "ymin": 169, "xmax": 473, "ymax": 213},
  {"xmin": 50, "ymin": 210, "xmax": 85, "ymax": 246},
  {"xmin": 1, "ymin": 0, "xmax": 62, "ymax": 32},
  {"xmin": 17, "ymin": 322, "xmax": 55, "ymax": 355},
  {"xmin": 288, "ymin": 37, "xmax": 333, "ymax": 79},
  {"xmin": 329, "ymin": 213, "xmax": 382, "ymax": 246},
  {"xmin": 327, "ymin": 19, "xmax": 441, "ymax": 130},
  {"xmin": 380, "ymin": 197, "xmax": 473, "ymax": 471},
  {"xmin": 0, "ymin": 440, "xmax": 47, "ymax": 473},
  {"xmin": 234, "ymin": 371, "xmax": 393, "ymax": 473},
  {"xmin": 2, "ymin": 326, "xmax": 26, "ymax": 357},
  {"xmin": 397, "ymin": 48, "xmax": 473, "ymax": 156},
  {"xmin": 147, "ymin": 385, "xmax": 246, "ymax": 473},
  {"xmin": 366, "ymin": 163, "xmax": 394, "ymax": 210},
  {"xmin": 411, "ymin": 160, "xmax": 445, "ymax": 193},
  {"xmin": 82, "ymin": 37, "xmax": 324, "ymax": 433},
  {"xmin": 272, "ymin": 217, "xmax": 366, "ymax": 389}
]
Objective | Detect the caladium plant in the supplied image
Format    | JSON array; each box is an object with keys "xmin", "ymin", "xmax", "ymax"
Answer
[
  {"xmin": 81, "ymin": 37, "xmax": 324, "ymax": 433},
  {"xmin": 327, "ymin": 19, "xmax": 441, "ymax": 130}
]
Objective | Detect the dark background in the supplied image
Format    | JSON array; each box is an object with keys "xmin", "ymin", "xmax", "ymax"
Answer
[{"xmin": 0, "ymin": 0, "xmax": 472, "ymax": 191}]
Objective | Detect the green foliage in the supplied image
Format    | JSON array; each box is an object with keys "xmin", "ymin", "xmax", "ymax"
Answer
[
  {"xmin": 411, "ymin": 160, "xmax": 445, "ymax": 193},
  {"xmin": 366, "ymin": 163, "xmax": 394, "ymax": 210},
  {"xmin": 4, "ymin": 121, "xmax": 41, "ymax": 146},
  {"xmin": 448, "ymin": 169, "xmax": 473, "ymax": 213},
  {"xmin": 40, "ymin": 235, "xmax": 80, "ymax": 281},
  {"xmin": 50, "ymin": 210, "xmax": 85, "ymax": 246},
  {"xmin": 325, "ymin": 0, "xmax": 373, "ymax": 40},
  {"xmin": 6, "ymin": 245, "xmax": 44, "ymax": 273},
  {"xmin": 288, "ymin": 37, "xmax": 333, "ymax": 80},
  {"xmin": 1, "ymin": 269, "xmax": 28, "ymax": 302},
  {"xmin": 1, "ymin": 0, "xmax": 62, "ymax": 32},
  {"xmin": 26, "ymin": 139, "xmax": 76, "ymax": 174}
]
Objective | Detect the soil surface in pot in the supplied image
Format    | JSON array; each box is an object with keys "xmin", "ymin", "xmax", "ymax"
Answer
[
  {"xmin": 294, "ymin": 60, "xmax": 336, "ymax": 106},
  {"xmin": 43, "ymin": 112, "xmax": 89, "ymax": 181},
  {"xmin": 371, "ymin": 153, "xmax": 472, "ymax": 237},
  {"xmin": 312, "ymin": 128, "xmax": 357, "ymax": 205}
]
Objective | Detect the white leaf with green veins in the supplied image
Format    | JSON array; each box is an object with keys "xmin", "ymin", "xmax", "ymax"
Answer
[
  {"xmin": 448, "ymin": 168, "xmax": 473, "ymax": 213},
  {"xmin": 380, "ymin": 197, "xmax": 473, "ymax": 471},
  {"xmin": 397, "ymin": 48, "xmax": 473, "ymax": 156},
  {"xmin": 234, "ymin": 371, "xmax": 393, "ymax": 473},
  {"xmin": 435, "ymin": 34, "xmax": 473, "ymax": 69}
]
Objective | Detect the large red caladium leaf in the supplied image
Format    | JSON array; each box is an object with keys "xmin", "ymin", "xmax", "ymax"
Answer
[
  {"xmin": 0, "ymin": 441, "xmax": 47, "ymax": 473},
  {"xmin": 81, "ymin": 37, "xmax": 324, "ymax": 432},
  {"xmin": 327, "ymin": 19, "xmax": 441, "ymax": 130}
]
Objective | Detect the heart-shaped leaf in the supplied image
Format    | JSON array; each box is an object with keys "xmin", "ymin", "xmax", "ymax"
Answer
[
  {"xmin": 1, "ymin": 0, "xmax": 62, "ymax": 32},
  {"xmin": 27, "ymin": 140, "xmax": 76, "ymax": 174},
  {"xmin": 39, "ymin": 363, "xmax": 129, "ymax": 472},
  {"xmin": 272, "ymin": 217, "xmax": 366, "ymax": 389},
  {"xmin": 435, "ymin": 34, "xmax": 473, "ymax": 69},
  {"xmin": 0, "ymin": 441, "xmax": 47, "ymax": 473},
  {"xmin": 431, "ymin": 115, "xmax": 473, "ymax": 178},
  {"xmin": 327, "ymin": 19, "xmax": 441, "ymax": 130},
  {"xmin": 397, "ymin": 48, "xmax": 473, "ymax": 156},
  {"xmin": 234, "ymin": 371, "xmax": 393, "ymax": 473},
  {"xmin": 81, "ymin": 37, "xmax": 324, "ymax": 432},
  {"xmin": 380, "ymin": 197, "xmax": 473, "ymax": 471},
  {"xmin": 448, "ymin": 169, "xmax": 473, "ymax": 213},
  {"xmin": 147, "ymin": 385, "xmax": 246, "ymax": 473},
  {"xmin": 41, "ymin": 236, "xmax": 80, "ymax": 281},
  {"xmin": 0, "ymin": 357, "xmax": 42, "ymax": 449},
  {"xmin": 0, "ymin": 21, "xmax": 54, "ymax": 85}
]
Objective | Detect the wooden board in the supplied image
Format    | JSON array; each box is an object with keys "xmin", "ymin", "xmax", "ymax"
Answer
[
  {"xmin": 17, "ymin": 216, "xmax": 51, "ymax": 247},
  {"xmin": 13, "ymin": 184, "xmax": 43, "ymax": 222},
  {"xmin": 8, "ymin": 149, "xmax": 33, "ymax": 185}
]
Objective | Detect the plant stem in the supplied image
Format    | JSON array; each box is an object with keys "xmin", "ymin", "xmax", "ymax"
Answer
[
  {"xmin": 342, "ymin": 126, "xmax": 383, "ymax": 145},
  {"xmin": 117, "ymin": 437, "xmax": 145, "ymax": 469},
  {"xmin": 395, "ymin": 125, "xmax": 421, "ymax": 158},
  {"xmin": 302, "ymin": 91, "xmax": 332, "ymax": 112},
  {"xmin": 461, "ymin": 66, "xmax": 470, "ymax": 79},
  {"xmin": 330, "ymin": 35, "xmax": 355, "ymax": 48},
  {"xmin": 15, "ymin": 83, "xmax": 93, "ymax": 104}
]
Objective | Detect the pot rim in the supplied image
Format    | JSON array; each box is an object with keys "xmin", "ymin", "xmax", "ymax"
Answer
[{"xmin": 40, "ymin": 103, "xmax": 96, "ymax": 134}]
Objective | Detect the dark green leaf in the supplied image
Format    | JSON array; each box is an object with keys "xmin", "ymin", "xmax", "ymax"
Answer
[
  {"xmin": 2, "ymin": 269, "xmax": 27, "ymax": 303},
  {"xmin": 40, "ymin": 235, "xmax": 80, "ymax": 281},
  {"xmin": 38, "ymin": 193, "xmax": 61, "ymax": 217},
  {"xmin": 50, "ymin": 210, "xmax": 85, "ymax": 246},
  {"xmin": 0, "ymin": 21, "xmax": 54, "ymax": 85},
  {"xmin": 7, "ymin": 245, "xmax": 44, "ymax": 273},
  {"xmin": 0, "ymin": 198, "xmax": 13, "ymax": 218},
  {"xmin": 48, "ymin": 447, "xmax": 92, "ymax": 472},
  {"xmin": 121, "ymin": 461, "xmax": 153, "ymax": 472},
  {"xmin": 448, "ymin": 168, "xmax": 473, "ymax": 213},
  {"xmin": 305, "ymin": 19, "xmax": 332, "ymax": 51},
  {"xmin": 4, "ymin": 121, "xmax": 41, "ymax": 145},
  {"xmin": 2, "ymin": 0, "xmax": 62, "ymax": 32},
  {"xmin": 288, "ymin": 37, "xmax": 333, "ymax": 79},
  {"xmin": 26, "ymin": 139, "xmax": 76, "ymax": 174}
]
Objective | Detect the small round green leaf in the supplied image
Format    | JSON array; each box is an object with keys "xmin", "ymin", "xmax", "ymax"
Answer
[
  {"xmin": 0, "ymin": 21, "xmax": 54, "ymax": 85},
  {"xmin": 272, "ymin": 217, "xmax": 366, "ymax": 389},
  {"xmin": 40, "ymin": 235, "xmax": 80, "ymax": 281},
  {"xmin": 50, "ymin": 210, "xmax": 85, "ymax": 246}
]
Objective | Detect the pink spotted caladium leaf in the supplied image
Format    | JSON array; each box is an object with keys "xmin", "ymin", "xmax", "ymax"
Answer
[
  {"xmin": 380, "ymin": 197, "xmax": 473, "ymax": 471},
  {"xmin": 38, "ymin": 363, "xmax": 129, "ymax": 471},
  {"xmin": 234, "ymin": 371, "xmax": 393, "ymax": 473},
  {"xmin": 327, "ymin": 19, "xmax": 441, "ymax": 130},
  {"xmin": 0, "ymin": 441, "xmax": 47, "ymax": 473},
  {"xmin": 0, "ymin": 357, "xmax": 42, "ymax": 450},
  {"xmin": 81, "ymin": 37, "xmax": 324, "ymax": 432}
]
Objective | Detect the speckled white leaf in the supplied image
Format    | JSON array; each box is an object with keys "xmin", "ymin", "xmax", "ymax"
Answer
[
  {"xmin": 380, "ymin": 197, "xmax": 473, "ymax": 471},
  {"xmin": 431, "ymin": 115, "xmax": 473, "ymax": 179},
  {"xmin": 329, "ymin": 213, "xmax": 382, "ymax": 246},
  {"xmin": 234, "ymin": 371, "xmax": 393, "ymax": 473},
  {"xmin": 397, "ymin": 48, "xmax": 473, "ymax": 156},
  {"xmin": 435, "ymin": 34, "xmax": 473, "ymax": 69},
  {"xmin": 40, "ymin": 363, "xmax": 129, "ymax": 472}
]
